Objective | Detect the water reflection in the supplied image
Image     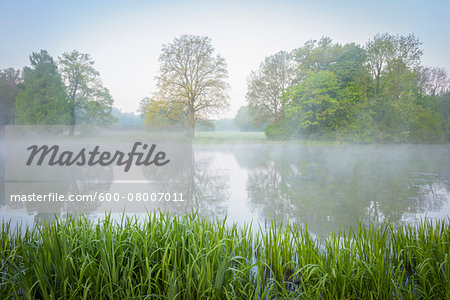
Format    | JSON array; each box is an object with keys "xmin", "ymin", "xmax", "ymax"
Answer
[
  {"xmin": 192, "ymin": 144, "xmax": 450, "ymax": 235},
  {"xmin": 1, "ymin": 139, "xmax": 449, "ymax": 236}
]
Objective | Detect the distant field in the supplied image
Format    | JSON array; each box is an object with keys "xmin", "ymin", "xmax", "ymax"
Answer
[
  {"xmin": 194, "ymin": 131, "xmax": 267, "ymax": 143},
  {"xmin": 193, "ymin": 131, "xmax": 350, "ymax": 145}
]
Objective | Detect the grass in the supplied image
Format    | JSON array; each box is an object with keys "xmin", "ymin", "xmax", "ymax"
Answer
[
  {"xmin": 193, "ymin": 131, "xmax": 351, "ymax": 145},
  {"xmin": 1, "ymin": 212, "xmax": 449, "ymax": 299},
  {"xmin": 194, "ymin": 131, "xmax": 267, "ymax": 143}
]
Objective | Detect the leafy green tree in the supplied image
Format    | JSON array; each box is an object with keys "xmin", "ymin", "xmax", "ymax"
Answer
[
  {"xmin": 16, "ymin": 50, "xmax": 70, "ymax": 125},
  {"xmin": 0, "ymin": 68, "xmax": 21, "ymax": 128},
  {"xmin": 365, "ymin": 33, "xmax": 395, "ymax": 95},
  {"xmin": 291, "ymin": 37, "xmax": 339, "ymax": 80},
  {"xmin": 152, "ymin": 35, "xmax": 229, "ymax": 137},
  {"xmin": 281, "ymin": 39, "xmax": 372, "ymax": 140},
  {"xmin": 409, "ymin": 109, "xmax": 445, "ymax": 143},
  {"xmin": 366, "ymin": 33, "xmax": 423, "ymax": 104},
  {"xmin": 385, "ymin": 34, "xmax": 423, "ymax": 103},
  {"xmin": 437, "ymin": 92, "xmax": 450, "ymax": 141},
  {"xmin": 285, "ymin": 71, "xmax": 340, "ymax": 136},
  {"xmin": 58, "ymin": 50, "xmax": 116, "ymax": 134}
]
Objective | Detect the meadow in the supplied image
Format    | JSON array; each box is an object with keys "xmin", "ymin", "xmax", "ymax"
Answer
[{"xmin": 194, "ymin": 131, "xmax": 268, "ymax": 143}]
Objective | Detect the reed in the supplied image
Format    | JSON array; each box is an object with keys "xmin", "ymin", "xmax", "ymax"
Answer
[{"xmin": 1, "ymin": 212, "xmax": 449, "ymax": 299}]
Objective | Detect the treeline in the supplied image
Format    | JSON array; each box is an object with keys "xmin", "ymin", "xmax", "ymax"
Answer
[
  {"xmin": 0, "ymin": 50, "xmax": 116, "ymax": 132},
  {"xmin": 246, "ymin": 34, "xmax": 450, "ymax": 143}
]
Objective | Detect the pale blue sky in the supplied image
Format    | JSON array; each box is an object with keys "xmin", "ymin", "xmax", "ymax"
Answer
[{"xmin": 1, "ymin": 0, "xmax": 449, "ymax": 116}]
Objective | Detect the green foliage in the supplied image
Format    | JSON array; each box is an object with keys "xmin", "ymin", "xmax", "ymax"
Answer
[
  {"xmin": 234, "ymin": 105, "xmax": 266, "ymax": 131},
  {"xmin": 285, "ymin": 71, "xmax": 341, "ymax": 136},
  {"xmin": 1, "ymin": 213, "xmax": 449, "ymax": 299},
  {"xmin": 335, "ymin": 102, "xmax": 378, "ymax": 143},
  {"xmin": 112, "ymin": 107, "xmax": 143, "ymax": 128},
  {"xmin": 440, "ymin": 93, "xmax": 450, "ymax": 140},
  {"xmin": 195, "ymin": 119, "xmax": 215, "ymax": 131},
  {"xmin": 0, "ymin": 68, "xmax": 21, "ymax": 127},
  {"xmin": 264, "ymin": 118, "xmax": 295, "ymax": 140},
  {"xmin": 255, "ymin": 33, "xmax": 449, "ymax": 143},
  {"xmin": 16, "ymin": 50, "xmax": 70, "ymax": 125},
  {"xmin": 410, "ymin": 109, "xmax": 445, "ymax": 143},
  {"xmin": 141, "ymin": 97, "xmax": 186, "ymax": 131},
  {"xmin": 153, "ymin": 35, "xmax": 230, "ymax": 137},
  {"xmin": 58, "ymin": 50, "xmax": 116, "ymax": 126},
  {"xmin": 7, "ymin": 50, "xmax": 116, "ymax": 128}
]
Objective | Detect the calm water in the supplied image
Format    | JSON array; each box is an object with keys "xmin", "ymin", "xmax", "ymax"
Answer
[{"xmin": 1, "ymin": 139, "xmax": 449, "ymax": 236}]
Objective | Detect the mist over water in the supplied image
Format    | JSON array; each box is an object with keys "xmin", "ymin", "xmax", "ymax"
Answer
[
  {"xmin": 190, "ymin": 144, "xmax": 450, "ymax": 234},
  {"xmin": 1, "ymin": 138, "xmax": 449, "ymax": 236}
]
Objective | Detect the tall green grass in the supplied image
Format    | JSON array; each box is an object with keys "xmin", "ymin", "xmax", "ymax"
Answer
[{"xmin": 1, "ymin": 212, "xmax": 449, "ymax": 299}]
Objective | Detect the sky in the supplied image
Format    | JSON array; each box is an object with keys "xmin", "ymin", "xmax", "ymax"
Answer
[{"xmin": 1, "ymin": 0, "xmax": 449, "ymax": 118}]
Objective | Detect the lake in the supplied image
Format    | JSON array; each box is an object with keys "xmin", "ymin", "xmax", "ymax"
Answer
[{"xmin": 1, "ymin": 138, "xmax": 449, "ymax": 236}]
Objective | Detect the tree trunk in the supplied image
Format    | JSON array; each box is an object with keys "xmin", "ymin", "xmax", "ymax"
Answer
[
  {"xmin": 395, "ymin": 70, "xmax": 400, "ymax": 104},
  {"xmin": 189, "ymin": 122, "xmax": 195, "ymax": 138},
  {"xmin": 376, "ymin": 75, "xmax": 380, "ymax": 95},
  {"xmin": 188, "ymin": 108, "xmax": 195, "ymax": 138},
  {"xmin": 364, "ymin": 76, "xmax": 367, "ymax": 100},
  {"xmin": 69, "ymin": 104, "xmax": 76, "ymax": 136},
  {"xmin": 69, "ymin": 82, "xmax": 78, "ymax": 136}
]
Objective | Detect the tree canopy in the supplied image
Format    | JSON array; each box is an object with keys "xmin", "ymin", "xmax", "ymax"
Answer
[
  {"xmin": 0, "ymin": 68, "xmax": 21, "ymax": 128},
  {"xmin": 149, "ymin": 35, "xmax": 230, "ymax": 137},
  {"xmin": 247, "ymin": 51, "xmax": 294, "ymax": 124},
  {"xmin": 59, "ymin": 50, "xmax": 116, "ymax": 133},
  {"xmin": 16, "ymin": 50, "xmax": 70, "ymax": 125},
  {"xmin": 250, "ymin": 33, "xmax": 449, "ymax": 143},
  {"xmin": 3, "ymin": 49, "xmax": 116, "ymax": 130}
]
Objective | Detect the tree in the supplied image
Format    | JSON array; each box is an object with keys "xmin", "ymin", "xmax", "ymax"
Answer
[
  {"xmin": 234, "ymin": 105, "xmax": 265, "ymax": 131},
  {"xmin": 386, "ymin": 34, "xmax": 423, "ymax": 103},
  {"xmin": 365, "ymin": 33, "xmax": 395, "ymax": 95},
  {"xmin": 140, "ymin": 97, "xmax": 185, "ymax": 131},
  {"xmin": 58, "ymin": 50, "xmax": 116, "ymax": 134},
  {"xmin": 366, "ymin": 33, "xmax": 423, "ymax": 103},
  {"xmin": 246, "ymin": 51, "xmax": 294, "ymax": 123},
  {"xmin": 111, "ymin": 107, "xmax": 143, "ymax": 128},
  {"xmin": 285, "ymin": 71, "xmax": 340, "ymax": 136},
  {"xmin": 291, "ymin": 37, "xmax": 342, "ymax": 80},
  {"xmin": 153, "ymin": 35, "xmax": 229, "ymax": 137},
  {"xmin": 0, "ymin": 68, "xmax": 21, "ymax": 128},
  {"xmin": 418, "ymin": 67, "xmax": 450, "ymax": 97},
  {"xmin": 16, "ymin": 50, "xmax": 70, "ymax": 125}
]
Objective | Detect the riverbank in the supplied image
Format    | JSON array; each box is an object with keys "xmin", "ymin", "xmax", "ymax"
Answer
[
  {"xmin": 1, "ymin": 212, "xmax": 449, "ymax": 299},
  {"xmin": 194, "ymin": 131, "xmax": 350, "ymax": 145},
  {"xmin": 194, "ymin": 131, "xmax": 450, "ymax": 145}
]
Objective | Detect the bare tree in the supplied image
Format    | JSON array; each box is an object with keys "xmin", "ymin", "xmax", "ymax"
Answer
[
  {"xmin": 419, "ymin": 67, "xmax": 450, "ymax": 97},
  {"xmin": 154, "ymin": 35, "xmax": 229, "ymax": 137},
  {"xmin": 246, "ymin": 51, "xmax": 294, "ymax": 123}
]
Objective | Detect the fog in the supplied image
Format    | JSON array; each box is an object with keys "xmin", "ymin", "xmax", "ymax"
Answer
[{"xmin": 1, "ymin": 134, "xmax": 449, "ymax": 236}]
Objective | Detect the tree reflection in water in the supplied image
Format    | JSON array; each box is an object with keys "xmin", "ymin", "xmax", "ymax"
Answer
[{"xmin": 1, "ymin": 141, "xmax": 449, "ymax": 236}]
